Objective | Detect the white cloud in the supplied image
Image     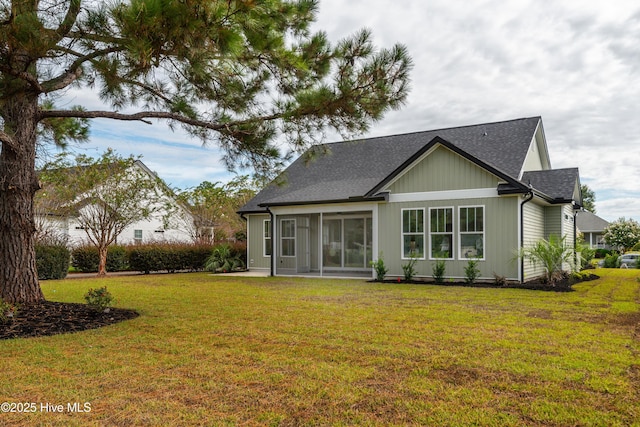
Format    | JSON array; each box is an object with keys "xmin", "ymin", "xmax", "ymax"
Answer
[{"xmin": 52, "ymin": 0, "xmax": 640, "ymax": 221}]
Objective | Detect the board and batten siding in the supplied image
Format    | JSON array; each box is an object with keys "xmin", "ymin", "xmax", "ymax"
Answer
[
  {"xmin": 522, "ymin": 202, "xmax": 546, "ymax": 280},
  {"xmin": 377, "ymin": 196, "xmax": 520, "ymax": 281},
  {"xmin": 246, "ymin": 214, "xmax": 271, "ymax": 270},
  {"xmin": 387, "ymin": 145, "xmax": 501, "ymax": 194}
]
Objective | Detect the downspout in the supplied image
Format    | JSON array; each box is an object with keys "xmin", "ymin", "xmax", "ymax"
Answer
[
  {"xmin": 520, "ymin": 191, "xmax": 534, "ymax": 283},
  {"xmin": 265, "ymin": 206, "xmax": 275, "ymax": 277},
  {"xmin": 573, "ymin": 206, "xmax": 578, "ymax": 270}
]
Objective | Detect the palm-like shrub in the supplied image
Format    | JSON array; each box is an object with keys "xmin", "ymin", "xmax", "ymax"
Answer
[
  {"xmin": 520, "ymin": 234, "xmax": 576, "ymax": 285},
  {"xmin": 205, "ymin": 244, "xmax": 245, "ymax": 273}
]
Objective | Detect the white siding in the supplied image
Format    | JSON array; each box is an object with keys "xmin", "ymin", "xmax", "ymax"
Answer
[{"xmin": 522, "ymin": 202, "xmax": 546, "ymax": 280}]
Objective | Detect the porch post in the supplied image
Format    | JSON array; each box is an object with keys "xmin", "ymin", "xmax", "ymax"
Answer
[
  {"xmin": 319, "ymin": 212, "xmax": 323, "ymax": 277},
  {"xmin": 372, "ymin": 205, "xmax": 379, "ymax": 279}
]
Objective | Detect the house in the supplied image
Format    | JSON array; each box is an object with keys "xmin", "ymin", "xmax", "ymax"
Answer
[
  {"xmin": 576, "ymin": 210, "xmax": 610, "ymax": 249},
  {"xmin": 37, "ymin": 160, "xmax": 198, "ymax": 246},
  {"xmin": 238, "ymin": 117, "xmax": 582, "ymax": 283}
]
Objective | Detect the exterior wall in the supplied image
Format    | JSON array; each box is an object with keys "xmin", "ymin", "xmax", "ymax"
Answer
[
  {"xmin": 522, "ymin": 138, "xmax": 543, "ymax": 172},
  {"xmin": 246, "ymin": 214, "xmax": 271, "ymax": 270},
  {"xmin": 387, "ymin": 145, "xmax": 501, "ymax": 194},
  {"xmin": 522, "ymin": 201, "xmax": 546, "ymax": 280},
  {"xmin": 41, "ymin": 205, "xmax": 193, "ymax": 247},
  {"xmin": 544, "ymin": 206, "xmax": 562, "ymax": 238},
  {"xmin": 377, "ymin": 196, "xmax": 520, "ymax": 281}
]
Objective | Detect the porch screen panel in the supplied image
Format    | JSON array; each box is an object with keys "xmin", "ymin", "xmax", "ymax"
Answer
[
  {"xmin": 323, "ymin": 219, "xmax": 342, "ymax": 267},
  {"xmin": 280, "ymin": 219, "xmax": 295, "ymax": 257},
  {"xmin": 345, "ymin": 218, "xmax": 365, "ymax": 268}
]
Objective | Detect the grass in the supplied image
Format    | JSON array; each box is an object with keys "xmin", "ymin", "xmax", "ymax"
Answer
[{"xmin": 1, "ymin": 269, "xmax": 639, "ymax": 426}]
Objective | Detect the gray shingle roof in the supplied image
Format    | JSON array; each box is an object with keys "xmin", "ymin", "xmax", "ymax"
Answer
[
  {"xmin": 239, "ymin": 117, "xmax": 566, "ymax": 213},
  {"xmin": 576, "ymin": 211, "xmax": 610, "ymax": 233},
  {"xmin": 521, "ymin": 168, "xmax": 580, "ymax": 202}
]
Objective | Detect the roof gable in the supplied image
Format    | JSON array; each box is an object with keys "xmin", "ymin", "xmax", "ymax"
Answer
[
  {"xmin": 576, "ymin": 211, "xmax": 610, "ymax": 233},
  {"xmin": 239, "ymin": 117, "xmax": 551, "ymax": 213},
  {"xmin": 521, "ymin": 168, "xmax": 581, "ymax": 203}
]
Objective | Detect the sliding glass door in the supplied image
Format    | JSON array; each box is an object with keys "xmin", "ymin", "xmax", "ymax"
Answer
[{"xmin": 323, "ymin": 215, "xmax": 372, "ymax": 270}]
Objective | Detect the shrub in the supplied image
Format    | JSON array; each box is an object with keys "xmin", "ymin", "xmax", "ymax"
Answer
[
  {"xmin": 0, "ymin": 298, "xmax": 18, "ymax": 324},
  {"xmin": 370, "ymin": 256, "xmax": 389, "ymax": 281},
  {"xmin": 84, "ymin": 287, "xmax": 113, "ymax": 312},
  {"xmin": 603, "ymin": 253, "xmax": 620, "ymax": 268},
  {"xmin": 127, "ymin": 242, "xmax": 217, "ymax": 273},
  {"xmin": 71, "ymin": 245, "xmax": 128, "ymax": 272},
  {"xmin": 594, "ymin": 249, "xmax": 612, "ymax": 259},
  {"xmin": 127, "ymin": 245, "xmax": 166, "ymax": 274},
  {"xmin": 432, "ymin": 260, "xmax": 446, "ymax": 284},
  {"xmin": 205, "ymin": 244, "xmax": 246, "ymax": 273},
  {"xmin": 493, "ymin": 273, "xmax": 507, "ymax": 287},
  {"xmin": 35, "ymin": 244, "xmax": 70, "ymax": 280},
  {"xmin": 519, "ymin": 234, "xmax": 575, "ymax": 286},
  {"xmin": 464, "ymin": 259, "xmax": 480, "ymax": 285},
  {"xmin": 402, "ymin": 256, "xmax": 418, "ymax": 281}
]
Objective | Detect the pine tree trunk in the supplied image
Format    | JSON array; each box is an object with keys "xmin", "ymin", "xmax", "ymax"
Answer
[{"xmin": 0, "ymin": 91, "xmax": 45, "ymax": 303}]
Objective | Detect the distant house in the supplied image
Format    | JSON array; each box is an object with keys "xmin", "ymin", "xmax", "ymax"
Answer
[
  {"xmin": 576, "ymin": 211, "xmax": 610, "ymax": 249},
  {"xmin": 37, "ymin": 160, "xmax": 198, "ymax": 246},
  {"xmin": 239, "ymin": 117, "xmax": 582, "ymax": 283}
]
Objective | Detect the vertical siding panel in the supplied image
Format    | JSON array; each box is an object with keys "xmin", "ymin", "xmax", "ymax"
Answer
[
  {"xmin": 522, "ymin": 203, "xmax": 546, "ymax": 280},
  {"xmin": 247, "ymin": 214, "xmax": 271, "ymax": 270}
]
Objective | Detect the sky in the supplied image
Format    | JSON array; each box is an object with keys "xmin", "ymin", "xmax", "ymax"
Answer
[{"xmin": 61, "ymin": 0, "xmax": 640, "ymax": 222}]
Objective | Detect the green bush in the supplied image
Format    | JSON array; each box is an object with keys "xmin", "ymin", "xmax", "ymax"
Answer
[
  {"xmin": 464, "ymin": 259, "xmax": 480, "ymax": 285},
  {"xmin": 603, "ymin": 253, "xmax": 620, "ymax": 268},
  {"xmin": 369, "ymin": 255, "xmax": 389, "ymax": 281},
  {"xmin": 594, "ymin": 249, "xmax": 612, "ymax": 258},
  {"xmin": 432, "ymin": 260, "xmax": 446, "ymax": 284},
  {"xmin": 632, "ymin": 242, "xmax": 640, "ymax": 252},
  {"xmin": 71, "ymin": 245, "xmax": 128, "ymax": 272},
  {"xmin": 35, "ymin": 244, "xmax": 70, "ymax": 280},
  {"xmin": 401, "ymin": 256, "xmax": 418, "ymax": 281},
  {"xmin": 127, "ymin": 243, "xmax": 218, "ymax": 273},
  {"xmin": 205, "ymin": 244, "xmax": 246, "ymax": 273},
  {"xmin": 84, "ymin": 287, "xmax": 113, "ymax": 312}
]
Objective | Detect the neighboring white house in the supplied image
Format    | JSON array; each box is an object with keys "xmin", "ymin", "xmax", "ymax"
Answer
[{"xmin": 37, "ymin": 160, "xmax": 199, "ymax": 246}]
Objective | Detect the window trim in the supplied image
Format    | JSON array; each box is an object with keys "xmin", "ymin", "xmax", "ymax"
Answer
[
  {"xmin": 280, "ymin": 218, "xmax": 296, "ymax": 258},
  {"xmin": 401, "ymin": 208, "xmax": 426, "ymax": 260},
  {"xmin": 134, "ymin": 229, "xmax": 143, "ymax": 242},
  {"xmin": 429, "ymin": 206, "xmax": 454, "ymax": 260},
  {"xmin": 263, "ymin": 219, "xmax": 272, "ymax": 257},
  {"xmin": 458, "ymin": 205, "xmax": 485, "ymax": 261}
]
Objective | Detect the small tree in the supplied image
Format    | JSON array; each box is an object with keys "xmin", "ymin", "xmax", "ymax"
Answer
[
  {"xmin": 520, "ymin": 234, "xmax": 576, "ymax": 285},
  {"xmin": 603, "ymin": 217, "xmax": 640, "ymax": 252},
  {"xmin": 39, "ymin": 150, "xmax": 170, "ymax": 276}
]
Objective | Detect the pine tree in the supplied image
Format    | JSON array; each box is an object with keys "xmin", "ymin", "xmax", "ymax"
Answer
[{"xmin": 0, "ymin": 1, "xmax": 412, "ymax": 302}]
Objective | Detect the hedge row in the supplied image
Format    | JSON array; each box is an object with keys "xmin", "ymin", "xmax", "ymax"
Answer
[
  {"xmin": 70, "ymin": 242, "xmax": 247, "ymax": 274},
  {"xmin": 36, "ymin": 244, "xmax": 71, "ymax": 280}
]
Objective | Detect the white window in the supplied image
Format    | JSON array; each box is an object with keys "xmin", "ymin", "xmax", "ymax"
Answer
[
  {"xmin": 429, "ymin": 207, "xmax": 453, "ymax": 259},
  {"xmin": 459, "ymin": 206, "xmax": 484, "ymax": 260},
  {"xmin": 280, "ymin": 219, "xmax": 295, "ymax": 257},
  {"xmin": 402, "ymin": 208, "xmax": 425, "ymax": 259},
  {"xmin": 264, "ymin": 219, "xmax": 272, "ymax": 257},
  {"xmin": 134, "ymin": 229, "xmax": 143, "ymax": 243}
]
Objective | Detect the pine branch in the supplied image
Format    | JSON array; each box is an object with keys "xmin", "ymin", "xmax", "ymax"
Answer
[
  {"xmin": 0, "ymin": 130, "xmax": 17, "ymax": 150},
  {"xmin": 39, "ymin": 109, "xmax": 284, "ymax": 131}
]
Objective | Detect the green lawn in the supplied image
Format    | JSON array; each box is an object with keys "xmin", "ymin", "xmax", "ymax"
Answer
[{"xmin": 1, "ymin": 269, "xmax": 639, "ymax": 426}]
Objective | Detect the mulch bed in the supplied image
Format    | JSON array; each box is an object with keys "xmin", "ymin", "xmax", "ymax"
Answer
[
  {"xmin": 371, "ymin": 273, "xmax": 600, "ymax": 292},
  {"xmin": 0, "ymin": 301, "xmax": 139, "ymax": 340}
]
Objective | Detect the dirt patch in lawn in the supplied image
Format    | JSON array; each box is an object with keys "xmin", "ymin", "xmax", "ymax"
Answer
[{"xmin": 0, "ymin": 301, "xmax": 139, "ymax": 340}]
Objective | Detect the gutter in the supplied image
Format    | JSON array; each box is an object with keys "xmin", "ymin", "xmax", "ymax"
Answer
[{"xmin": 520, "ymin": 191, "xmax": 534, "ymax": 283}]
